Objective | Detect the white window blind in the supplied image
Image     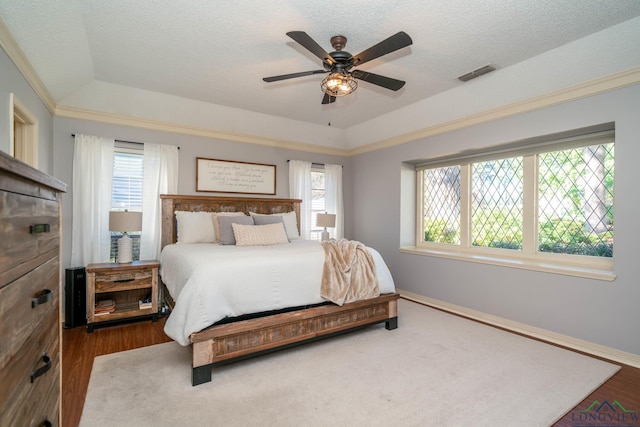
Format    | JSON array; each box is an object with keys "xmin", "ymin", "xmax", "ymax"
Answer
[
  {"xmin": 110, "ymin": 144, "xmax": 143, "ymax": 262},
  {"xmin": 112, "ymin": 148, "xmax": 143, "ymax": 211}
]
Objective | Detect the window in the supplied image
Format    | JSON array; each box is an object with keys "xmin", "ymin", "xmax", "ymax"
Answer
[
  {"xmin": 422, "ymin": 166, "xmax": 461, "ymax": 244},
  {"xmin": 310, "ymin": 168, "xmax": 326, "ymax": 241},
  {"xmin": 471, "ymin": 157, "xmax": 524, "ymax": 250},
  {"xmin": 538, "ymin": 145, "xmax": 614, "ymax": 257},
  {"xmin": 416, "ymin": 126, "xmax": 614, "ymax": 276},
  {"xmin": 110, "ymin": 145, "xmax": 143, "ymax": 262}
]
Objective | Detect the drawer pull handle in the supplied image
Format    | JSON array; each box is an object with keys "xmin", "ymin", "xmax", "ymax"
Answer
[
  {"xmin": 32, "ymin": 289, "xmax": 53, "ymax": 308},
  {"xmin": 30, "ymin": 223, "xmax": 51, "ymax": 234},
  {"xmin": 42, "ymin": 420, "xmax": 52, "ymax": 427},
  {"xmin": 31, "ymin": 353, "xmax": 51, "ymax": 383},
  {"xmin": 114, "ymin": 278, "xmax": 134, "ymax": 283}
]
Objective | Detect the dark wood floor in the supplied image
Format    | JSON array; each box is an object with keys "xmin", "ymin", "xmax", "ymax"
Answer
[{"xmin": 61, "ymin": 313, "xmax": 640, "ymax": 427}]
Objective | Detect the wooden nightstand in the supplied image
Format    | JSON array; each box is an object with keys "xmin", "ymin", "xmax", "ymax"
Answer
[{"xmin": 85, "ymin": 260, "xmax": 160, "ymax": 332}]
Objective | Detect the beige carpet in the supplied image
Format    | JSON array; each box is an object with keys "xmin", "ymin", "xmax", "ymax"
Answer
[{"xmin": 80, "ymin": 299, "xmax": 619, "ymax": 427}]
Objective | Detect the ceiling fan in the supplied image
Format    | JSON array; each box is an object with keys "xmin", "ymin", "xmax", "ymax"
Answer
[{"xmin": 263, "ymin": 31, "xmax": 413, "ymax": 104}]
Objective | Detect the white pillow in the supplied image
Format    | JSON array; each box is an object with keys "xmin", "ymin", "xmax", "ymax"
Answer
[
  {"xmin": 232, "ymin": 223, "xmax": 289, "ymax": 246},
  {"xmin": 175, "ymin": 211, "xmax": 216, "ymax": 244},
  {"xmin": 249, "ymin": 211, "xmax": 299, "ymax": 240},
  {"xmin": 212, "ymin": 212, "xmax": 245, "ymax": 242}
]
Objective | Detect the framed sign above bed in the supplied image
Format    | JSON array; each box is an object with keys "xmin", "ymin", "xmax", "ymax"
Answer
[{"xmin": 196, "ymin": 157, "xmax": 276, "ymax": 195}]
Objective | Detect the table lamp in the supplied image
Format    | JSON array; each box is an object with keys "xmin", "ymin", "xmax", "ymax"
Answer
[
  {"xmin": 316, "ymin": 212, "xmax": 336, "ymax": 241},
  {"xmin": 109, "ymin": 210, "xmax": 142, "ymax": 263}
]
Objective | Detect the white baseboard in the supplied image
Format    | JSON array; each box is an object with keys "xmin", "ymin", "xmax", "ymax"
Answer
[{"xmin": 397, "ymin": 289, "xmax": 640, "ymax": 369}]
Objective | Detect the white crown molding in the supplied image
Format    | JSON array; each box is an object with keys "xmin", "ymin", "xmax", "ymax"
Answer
[
  {"xmin": 398, "ymin": 289, "xmax": 640, "ymax": 369},
  {"xmin": 55, "ymin": 105, "xmax": 350, "ymax": 156},
  {"xmin": 348, "ymin": 67, "xmax": 640, "ymax": 156},
  {"xmin": 0, "ymin": 17, "xmax": 56, "ymax": 115},
  {"xmin": 55, "ymin": 65, "xmax": 639, "ymax": 157}
]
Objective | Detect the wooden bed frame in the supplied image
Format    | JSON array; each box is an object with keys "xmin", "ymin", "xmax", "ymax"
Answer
[{"xmin": 160, "ymin": 194, "xmax": 399, "ymax": 386}]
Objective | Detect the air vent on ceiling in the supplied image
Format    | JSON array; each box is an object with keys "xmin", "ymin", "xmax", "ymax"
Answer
[{"xmin": 457, "ymin": 64, "xmax": 496, "ymax": 82}]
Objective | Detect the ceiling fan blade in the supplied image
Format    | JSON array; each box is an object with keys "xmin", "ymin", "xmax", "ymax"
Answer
[
  {"xmin": 351, "ymin": 69, "xmax": 406, "ymax": 91},
  {"xmin": 286, "ymin": 31, "xmax": 335, "ymax": 66},
  {"xmin": 352, "ymin": 31, "xmax": 413, "ymax": 67},
  {"xmin": 322, "ymin": 93, "xmax": 336, "ymax": 104},
  {"xmin": 263, "ymin": 70, "xmax": 327, "ymax": 82}
]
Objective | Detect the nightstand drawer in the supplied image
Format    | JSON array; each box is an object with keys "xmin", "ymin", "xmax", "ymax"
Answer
[
  {"xmin": 94, "ymin": 269, "xmax": 153, "ymax": 293},
  {"xmin": 0, "ymin": 192, "xmax": 59, "ymax": 289}
]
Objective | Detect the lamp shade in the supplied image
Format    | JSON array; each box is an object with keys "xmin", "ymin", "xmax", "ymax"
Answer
[
  {"xmin": 109, "ymin": 211, "xmax": 143, "ymax": 232},
  {"xmin": 316, "ymin": 213, "xmax": 336, "ymax": 228}
]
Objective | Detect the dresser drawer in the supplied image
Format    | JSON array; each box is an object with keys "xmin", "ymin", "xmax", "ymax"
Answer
[
  {"xmin": 0, "ymin": 257, "xmax": 59, "ymax": 370},
  {"xmin": 0, "ymin": 305, "xmax": 59, "ymax": 427},
  {"xmin": 0, "ymin": 191, "xmax": 59, "ymax": 289},
  {"xmin": 1, "ymin": 348, "xmax": 60, "ymax": 427}
]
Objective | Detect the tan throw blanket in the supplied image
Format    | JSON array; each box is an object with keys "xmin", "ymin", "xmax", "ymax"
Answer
[{"xmin": 320, "ymin": 239, "xmax": 380, "ymax": 306}]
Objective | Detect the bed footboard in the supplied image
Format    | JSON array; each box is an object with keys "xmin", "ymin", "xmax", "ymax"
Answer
[{"xmin": 190, "ymin": 293, "xmax": 399, "ymax": 386}]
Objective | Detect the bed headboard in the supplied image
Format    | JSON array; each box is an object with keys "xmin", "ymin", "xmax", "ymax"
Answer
[{"xmin": 160, "ymin": 194, "xmax": 302, "ymax": 249}]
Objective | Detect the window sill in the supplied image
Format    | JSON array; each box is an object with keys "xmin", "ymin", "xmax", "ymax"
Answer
[{"xmin": 399, "ymin": 246, "xmax": 616, "ymax": 281}]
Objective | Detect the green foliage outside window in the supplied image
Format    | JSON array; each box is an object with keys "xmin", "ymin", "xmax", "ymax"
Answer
[
  {"xmin": 471, "ymin": 209, "xmax": 523, "ymax": 249},
  {"xmin": 424, "ymin": 219, "xmax": 459, "ymax": 244},
  {"xmin": 538, "ymin": 219, "xmax": 613, "ymax": 256},
  {"xmin": 422, "ymin": 142, "xmax": 614, "ymax": 258}
]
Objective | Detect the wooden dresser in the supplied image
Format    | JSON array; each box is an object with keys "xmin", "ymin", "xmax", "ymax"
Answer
[{"xmin": 0, "ymin": 151, "xmax": 66, "ymax": 427}]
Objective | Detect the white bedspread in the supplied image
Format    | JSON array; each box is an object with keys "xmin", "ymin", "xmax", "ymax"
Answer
[{"xmin": 160, "ymin": 240, "xmax": 395, "ymax": 346}]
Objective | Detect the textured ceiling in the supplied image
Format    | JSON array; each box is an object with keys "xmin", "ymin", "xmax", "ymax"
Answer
[{"xmin": 2, "ymin": 0, "xmax": 640, "ymax": 129}]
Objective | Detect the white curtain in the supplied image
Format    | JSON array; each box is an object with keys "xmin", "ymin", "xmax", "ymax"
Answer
[
  {"xmin": 71, "ymin": 134, "xmax": 114, "ymax": 266},
  {"xmin": 325, "ymin": 163, "xmax": 344, "ymax": 239},
  {"xmin": 289, "ymin": 160, "xmax": 312, "ymax": 239},
  {"xmin": 140, "ymin": 143, "xmax": 179, "ymax": 260}
]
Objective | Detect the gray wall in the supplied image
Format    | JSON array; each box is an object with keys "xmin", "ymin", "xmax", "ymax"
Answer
[
  {"xmin": 53, "ymin": 117, "xmax": 351, "ymax": 272},
  {"xmin": 349, "ymin": 84, "xmax": 640, "ymax": 356},
  {"xmin": 0, "ymin": 47, "xmax": 54, "ymax": 172}
]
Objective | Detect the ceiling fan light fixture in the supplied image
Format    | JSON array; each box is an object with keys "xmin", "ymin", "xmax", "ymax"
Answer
[
  {"xmin": 321, "ymin": 72, "xmax": 357, "ymax": 97},
  {"xmin": 264, "ymin": 31, "xmax": 412, "ymax": 104}
]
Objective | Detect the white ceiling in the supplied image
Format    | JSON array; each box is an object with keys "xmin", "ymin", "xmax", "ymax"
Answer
[{"xmin": 2, "ymin": 0, "xmax": 640, "ymax": 130}]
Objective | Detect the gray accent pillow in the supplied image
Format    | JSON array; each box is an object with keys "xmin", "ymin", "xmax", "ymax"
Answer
[
  {"xmin": 253, "ymin": 215, "xmax": 289, "ymax": 241},
  {"xmin": 253, "ymin": 215, "xmax": 284, "ymax": 225},
  {"xmin": 218, "ymin": 215, "xmax": 254, "ymax": 245}
]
